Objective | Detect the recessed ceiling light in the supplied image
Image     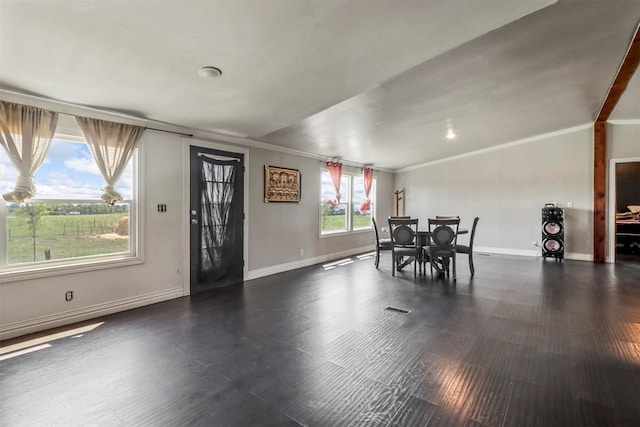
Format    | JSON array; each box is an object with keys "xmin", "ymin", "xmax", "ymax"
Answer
[
  {"xmin": 446, "ymin": 129, "xmax": 457, "ymax": 140},
  {"xmin": 198, "ymin": 66, "xmax": 222, "ymax": 79}
]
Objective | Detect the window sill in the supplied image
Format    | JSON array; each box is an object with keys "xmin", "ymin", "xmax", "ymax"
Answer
[
  {"xmin": 0, "ymin": 255, "xmax": 143, "ymax": 284},
  {"xmin": 319, "ymin": 227, "xmax": 372, "ymax": 239}
]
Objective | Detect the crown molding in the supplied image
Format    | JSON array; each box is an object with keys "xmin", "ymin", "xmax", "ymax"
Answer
[
  {"xmin": 0, "ymin": 89, "xmax": 393, "ymax": 173},
  {"xmin": 608, "ymin": 118, "xmax": 640, "ymax": 125}
]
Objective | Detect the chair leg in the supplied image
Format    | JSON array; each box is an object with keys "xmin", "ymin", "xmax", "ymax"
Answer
[
  {"xmin": 391, "ymin": 253, "xmax": 396, "ymax": 276},
  {"xmin": 375, "ymin": 247, "xmax": 380, "ymax": 268},
  {"xmin": 452, "ymin": 255, "xmax": 456, "ymax": 282},
  {"xmin": 469, "ymin": 251, "xmax": 475, "ymax": 276}
]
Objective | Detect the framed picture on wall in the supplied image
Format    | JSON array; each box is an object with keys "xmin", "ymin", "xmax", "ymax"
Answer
[{"xmin": 264, "ymin": 165, "xmax": 301, "ymax": 203}]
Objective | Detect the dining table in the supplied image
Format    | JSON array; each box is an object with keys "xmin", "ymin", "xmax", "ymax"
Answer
[{"xmin": 396, "ymin": 227, "xmax": 468, "ymax": 274}]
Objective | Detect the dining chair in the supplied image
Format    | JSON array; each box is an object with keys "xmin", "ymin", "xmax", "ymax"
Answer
[
  {"xmin": 425, "ymin": 217, "xmax": 460, "ymax": 281},
  {"xmin": 372, "ymin": 217, "xmax": 392, "ymax": 269},
  {"xmin": 456, "ymin": 217, "xmax": 479, "ymax": 276},
  {"xmin": 388, "ymin": 217, "xmax": 420, "ymax": 277}
]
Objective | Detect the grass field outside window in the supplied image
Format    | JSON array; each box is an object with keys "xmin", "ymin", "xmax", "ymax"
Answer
[
  {"xmin": 320, "ymin": 170, "xmax": 375, "ymax": 235},
  {"xmin": 6, "ymin": 206, "xmax": 130, "ymax": 264}
]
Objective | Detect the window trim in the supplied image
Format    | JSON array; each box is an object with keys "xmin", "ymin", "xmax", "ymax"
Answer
[
  {"xmin": 319, "ymin": 168, "xmax": 375, "ymax": 237},
  {"xmin": 0, "ymin": 140, "xmax": 144, "ymax": 283}
]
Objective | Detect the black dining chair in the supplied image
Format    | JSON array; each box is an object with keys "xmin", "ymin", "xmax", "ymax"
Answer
[
  {"xmin": 424, "ymin": 217, "xmax": 460, "ymax": 281},
  {"xmin": 388, "ymin": 217, "xmax": 420, "ymax": 277},
  {"xmin": 456, "ymin": 217, "xmax": 479, "ymax": 276},
  {"xmin": 372, "ymin": 217, "xmax": 392, "ymax": 268}
]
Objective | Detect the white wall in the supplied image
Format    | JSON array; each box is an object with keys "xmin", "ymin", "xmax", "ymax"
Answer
[
  {"xmin": 394, "ymin": 126, "xmax": 595, "ymax": 259},
  {"xmin": 247, "ymin": 147, "xmax": 394, "ymax": 275},
  {"xmin": 0, "ymin": 130, "xmax": 395, "ymax": 340},
  {"xmin": 609, "ymin": 122, "xmax": 640, "ymax": 159},
  {"xmin": 1, "ymin": 131, "xmax": 186, "ymax": 339}
]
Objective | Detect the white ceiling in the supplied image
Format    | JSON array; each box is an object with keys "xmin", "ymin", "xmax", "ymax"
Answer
[{"xmin": 1, "ymin": 0, "xmax": 639, "ymax": 170}]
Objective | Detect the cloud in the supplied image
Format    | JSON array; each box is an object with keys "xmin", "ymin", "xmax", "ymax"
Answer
[
  {"xmin": 0, "ymin": 150, "xmax": 18, "ymax": 194},
  {"xmin": 0, "ymin": 139, "xmax": 134, "ymax": 201},
  {"xmin": 49, "ymin": 139, "xmax": 100, "ymax": 176},
  {"xmin": 49, "ymin": 139, "xmax": 83, "ymax": 158},
  {"xmin": 36, "ymin": 182, "xmax": 102, "ymax": 199},
  {"xmin": 36, "ymin": 170, "xmax": 132, "ymax": 200},
  {"xmin": 64, "ymin": 157, "xmax": 101, "ymax": 176},
  {"xmin": 34, "ymin": 170, "xmax": 103, "ymax": 199},
  {"xmin": 0, "ymin": 148, "xmax": 14, "ymax": 167},
  {"xmin": 118, "ymin": 167, "xmax": 132, "ymax": 187}
]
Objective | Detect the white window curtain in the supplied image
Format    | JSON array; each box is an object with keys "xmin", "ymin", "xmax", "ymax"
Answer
[
  {"xmin": 75, "ymin": 116, "xmax": 144, "ymax": 205},
  {"xmin": 0, "ymin": 101, "xmax": 58, "ymax": 203}
]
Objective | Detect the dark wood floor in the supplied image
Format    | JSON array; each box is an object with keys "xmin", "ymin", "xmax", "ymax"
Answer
[{"xmin": 2, "ymin": 252, "xmax": 640, "ymax": 426}]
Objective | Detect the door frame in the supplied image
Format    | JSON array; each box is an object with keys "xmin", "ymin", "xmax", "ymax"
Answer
[
  {"xmin": 607, "ymin": 156, "xmax": 640, "ymax": 263},
  {"xmin": 182, "ymin": 138, "xmax": 249, "ymax": 295}
]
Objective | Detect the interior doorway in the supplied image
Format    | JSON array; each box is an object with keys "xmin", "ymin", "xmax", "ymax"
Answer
[
  {"xmin": 610, "ymin": 159, "xmax": 640, "ymax": 263},
  {"xmin": 189, "ymin": 145, "xmax": 245, "ymax": 293}
]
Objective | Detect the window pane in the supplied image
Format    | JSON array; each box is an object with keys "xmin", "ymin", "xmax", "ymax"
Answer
[
  {"xmin": 320, "ymin": 171, "xmax": 348, "ymax": 233},
  {"xmin": 321, "ymin": 202, "xmax": 349, "ymax": 233},
  {"xmin": 352, "ymin": 176, "xmax": 373, "ymax": 230},
  {"xmin": 6, "ymin": 202, "xmax": 130, "ymax": 265},
  {"xmin": 1, "ymin": 136, "xmax": 136, "ymax": 270},
  {"xmin": 0, "ymin": 138, "xmax": 132, "ymax": 199},
  {"xmin": 36, "ymin": 139, "xmax": 132, "ymax": 199},
  {"xmin": 354, "ymin": 204, "xmax": 372, "ymax": 229},
  {"xmin": 0, "ymin": 144, "xmax": 18, "ymax": 196}
]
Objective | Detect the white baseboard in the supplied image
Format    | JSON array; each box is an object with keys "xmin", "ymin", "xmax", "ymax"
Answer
[
  {"xmin": 475, "ymin": 246, "xmax": 538, "ymax": 257},
  {"xmin": 475, "ymin": 246, "xmax": 593, "ymax": 261},
  {"xmin": 564, "ymin": 252, "xmax": 593, "ymax": 262},
  {"xmin": 0, "ymin": 287, "xmax": 184, "ymax": 341},
  {"xmin": 248, "ymin": 245, "xmax": 594, "ymax": 282},
  {"xmin": 247, "ymin": 246, "xmax": 373, "ymax": 280}
]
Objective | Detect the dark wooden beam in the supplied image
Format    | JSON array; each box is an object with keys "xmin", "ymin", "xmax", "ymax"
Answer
[
  {"xmin": 596, "ymin": 24, "xmax": 640, "ymax": 122},
  {"xmin": 593, "ymin": 23, "xmax": 640, "ymax": 263},
  {"xmin": 593, "ymin": 122, "xmax": 607, "ymax": 263}
]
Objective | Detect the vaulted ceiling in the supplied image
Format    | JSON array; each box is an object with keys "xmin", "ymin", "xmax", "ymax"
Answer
[{"xmin": 1, "ymin": 0, "xmax": 639, "ymax": 170}]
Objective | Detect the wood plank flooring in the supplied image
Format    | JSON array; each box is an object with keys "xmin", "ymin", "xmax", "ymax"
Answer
[{"xmin": 1, "ymin": 253, "xmax": 640, "ymax": 426}]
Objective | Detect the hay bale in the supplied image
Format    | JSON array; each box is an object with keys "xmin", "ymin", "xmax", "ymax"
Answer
[{"xmin": 114, "ymin": 217, "xmax": 129, "ymax": 236}]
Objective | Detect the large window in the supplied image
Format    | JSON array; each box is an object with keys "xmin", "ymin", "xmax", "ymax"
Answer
[
  {"xmin": 320, "ymin": 169, "xmax": 375, "ymax": 235},
  {"xmin": 0, "ymin": 136, "xmax": 139, "ymax": 275}
]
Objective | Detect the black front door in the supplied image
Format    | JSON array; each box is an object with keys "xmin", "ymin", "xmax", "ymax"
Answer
[{"xmin": 189, "ymin": 145, "xmax": 244, "ymax": 293}]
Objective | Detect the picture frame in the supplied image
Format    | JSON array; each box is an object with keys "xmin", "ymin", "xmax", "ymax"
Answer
[{"xmin": 264, "ymin": 165, "xmax": 301, "ymax": 203}]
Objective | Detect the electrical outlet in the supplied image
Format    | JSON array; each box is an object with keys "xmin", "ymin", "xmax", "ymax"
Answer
[
  {"xmin": 65, "ymin": 290, "xmax": 74, "ymax": 301},
  {"xmin": 300, "ymin": 249, "xmax": 304, "ymax": 257},
  {"xmin": 531, "ymin": 240, "xmax": 537, "ymax": 247}
]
